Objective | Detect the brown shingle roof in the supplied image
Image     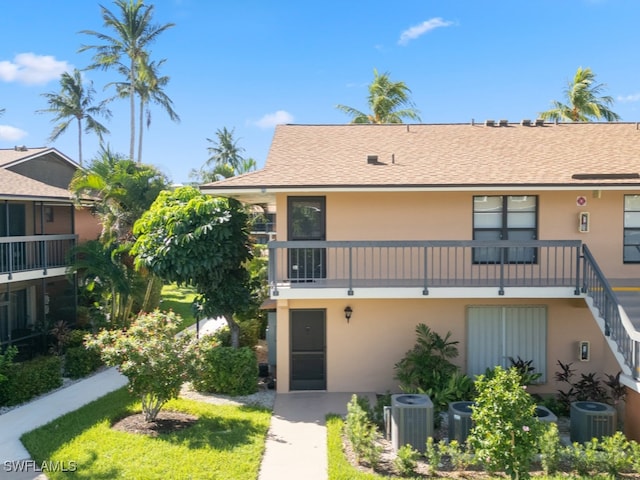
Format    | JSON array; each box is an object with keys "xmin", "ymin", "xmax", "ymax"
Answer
[
  {"xmin": 203, "ymin": 122, "xmax": 640, "ymax": 191},
  {"xmin": 0, "ymin": 148, "xmax": 74, "ymax": 200}
]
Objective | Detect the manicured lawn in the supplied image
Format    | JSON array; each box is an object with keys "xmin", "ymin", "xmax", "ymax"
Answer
[
  {"xmin": 159, "ymin": 283, "xmax": 198, "ymax": 329},
  {"xmin": 21, "ymin": 387, "xmax": 271, "ymax": 480}
]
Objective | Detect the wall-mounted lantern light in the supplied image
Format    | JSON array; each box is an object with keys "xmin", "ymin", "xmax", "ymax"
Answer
[{"xmin": 344, "ymin": 306, "xmax": 353, "ymax": 323}]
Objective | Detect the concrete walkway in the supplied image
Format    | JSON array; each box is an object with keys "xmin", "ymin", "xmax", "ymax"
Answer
[
  {"xmin": 0, "ymin": 367, "xmax": 128, "ymax": 479},
  {"xmin": 258, "ymin": 392, "xmax": 375, "ymax": 480}
]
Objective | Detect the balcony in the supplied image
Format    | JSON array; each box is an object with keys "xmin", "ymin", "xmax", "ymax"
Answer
[
  {"xmin": 0, "ymin": 234, "xmax": 77, "ymax": 281},
  {"xmin": 268, "ymin": 240, "xmax": 583, "ymax": 298},
  {"xmin": 268, "ymin": 239, "xmax": 640, "ymax": 382}
]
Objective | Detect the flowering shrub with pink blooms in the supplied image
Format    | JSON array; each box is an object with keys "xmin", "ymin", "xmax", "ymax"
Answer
[
  {"xmin": 86, "ymin": 310, "xmax": 196, "ymax": 422},
  {"xmin": 468, "ymin": 366, "xmax": 544, "ymax": 479}
]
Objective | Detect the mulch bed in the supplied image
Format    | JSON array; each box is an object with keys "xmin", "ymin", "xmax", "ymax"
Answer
[{"xmin": 112, "ymin": 410, "xmax": 198, "ymax": 437}]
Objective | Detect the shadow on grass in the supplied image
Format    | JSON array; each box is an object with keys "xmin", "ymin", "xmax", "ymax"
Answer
[{"xmin": 21, "ymin": 386, "xmax": 271, "ymax": 461}]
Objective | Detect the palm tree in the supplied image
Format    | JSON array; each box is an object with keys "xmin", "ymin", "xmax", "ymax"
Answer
[
  {"xmin": 106, "ymin": 58, "xmax": 180, "ymax": 163},
  {"xmin": 206, "ymin": 127, "xmax": 245, "ymax": 172},
  {"xmin": 539, "ymin": 67, "xmax": 621, "ymax": 122},
  {"xmin": 69, "ymin": 147, "xmax": 168, "ymax": 243},
  {"xmin": 336, "ymin": 68, "xmax": 421, "ymax": 124},
  {"xmin": 38, "ymin": 69, "xmax": 111, "ymax": 166},
  {"xmin": 79, "ymin": 0, "xmax": 175, "ymax": 161},
  {"xmin": 69, "ymin": 147, "xmax": 168, "ymax": 323}
]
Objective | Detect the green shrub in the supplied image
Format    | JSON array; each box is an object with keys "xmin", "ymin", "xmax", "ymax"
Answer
[
  {"xmin": 394, "ymin": 443, "xmax": 419, "ymax": 476},
  {"xmin": 67, "ymin": 329, "xmax": 90, "ymax": 348},
  {"xmin": 0, "ymin": 355, "xmax": 62, "ymax": 406},
  {"xmin": 425, "ymin": 436, "xmax": 441, "ymax": 475},
  {"xmin": 86, "ymin": 310, "xmax": 195, "ymax": 422},
  {"xmin": 213, "ymin": 318, "xmax": 261, "ymax": 348},
  {"xmin": 538, "ymin": 422, "xmax": 561, "ymax": 475},
  {"xmin": 345, "ymin": 394, "xmax": 381, "ymax": 468},
  {"xmin": 469, "ymin": 366, "xmax": 542, "ymax": 480},
  {"xmin": 599, "ymin": 431, "xmax": 634, "ymax": 475},
  {"xmin": 191, "ymin": 338, "xmax": 257, "ymax": 395},
  {"xmin": 0, "ymin": 346, "xmax": 17, "ymax": 385},
  {"xmin": 64, "ymin": 345, "xmax": 103, "ymax": 379},
  {"xmin": 440, "ymin": 439, "xmax": 474, "ymax": 471}
]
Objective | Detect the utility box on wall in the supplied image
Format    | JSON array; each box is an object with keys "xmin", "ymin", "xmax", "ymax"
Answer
[{"xmin": 579, "ymin": 212, "xmax": 590, "ymax": 232}]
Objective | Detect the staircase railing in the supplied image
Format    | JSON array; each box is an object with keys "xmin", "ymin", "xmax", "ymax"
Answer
[{"xmin": 582, "ymin": 244, "xmax": 640, "ymax": 381}]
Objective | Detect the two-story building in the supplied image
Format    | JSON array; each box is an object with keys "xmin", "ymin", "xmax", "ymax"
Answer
[
  {"xmin": 0, "ymin": 147, "xmax": 99, "ymax": 358},
  {"xmin": 202, "ymin": 121, "xmax": 640, "ymax": 439}
]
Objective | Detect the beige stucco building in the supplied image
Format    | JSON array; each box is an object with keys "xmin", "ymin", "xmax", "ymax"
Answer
[
  {"xmin": 202, "ymin": 122, "xmax": 640, "ymax": 440},
  {"xmin": 0, "ymin": 147, "xmax": 101, "ymax": 359}
]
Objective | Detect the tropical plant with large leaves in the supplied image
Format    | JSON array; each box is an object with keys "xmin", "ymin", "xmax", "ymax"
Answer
[
  {"xmin": 132, "ymin": 186, "xmax": 253, "ymax": 348},
  {"xmin": 79, "ymin": 0, "xmax": 175, "ymax": 161},
  {"xmin": 539, "ymin": 67, "xmax": 621, "ymax": 122},
  {"xmin": 38, "ymin": 69, "xmax": 111, "ymax": 165},
  {"xmin": 336, "ymin": 68, "xmax": 421, "ymax": 124}
]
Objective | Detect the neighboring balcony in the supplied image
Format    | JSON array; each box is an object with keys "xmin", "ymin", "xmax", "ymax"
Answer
[
  {"xmin": 0, "ymin": 234, "xmax": 77, "ymax": 282},
  {"xmin": 268, "ymin": 240, "xmax": 583, "ymax": 299}
]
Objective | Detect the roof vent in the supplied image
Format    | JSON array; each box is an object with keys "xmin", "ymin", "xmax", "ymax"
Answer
[
  {"xmin": 485, "ymin": 120, "xmax": 495, "ymax": 127},
  {"xmin": 14, "ymin": 145, "xmax": 27, "ymax": 152},
  {"xmin": 521, "ymin": 119, "xmax": 531, "ymax": 126},
  {"xmin": 535, "ymin": 118, "xmax": 545, "ymax": 127},
  {"xmin": 499, "ymin": 119, "xmax": 508, "ymax": 127},
  {"xmin": 367, "ymin": 155, "xmax": 378, "ymax": 165}
]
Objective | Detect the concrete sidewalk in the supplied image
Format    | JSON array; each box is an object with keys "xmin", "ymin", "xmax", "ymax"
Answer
[
  {"xmin": 0, "ymin": 367, "xmax": 127, "ymax": 479},
  {"xmin": 258, "ymin": 392, "xmax": 375, "ymax": 480}
]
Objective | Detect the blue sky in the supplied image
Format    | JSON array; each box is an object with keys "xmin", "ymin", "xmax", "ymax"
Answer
[{"xmin": 1, "ymin": 0, "xmax": 639, "ymax": 184}]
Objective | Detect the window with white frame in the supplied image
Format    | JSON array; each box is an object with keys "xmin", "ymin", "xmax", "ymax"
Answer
[
  {"xmin": 624, "ymin": 195, "xmax": 640, "ymax": 263},
  {"xmin": 467, "ymin": 305, "xmax": 546, "ymax": 382},
  {"xmin": 473, "ymin": 195, "xmax": 538, "ymax": 263}
]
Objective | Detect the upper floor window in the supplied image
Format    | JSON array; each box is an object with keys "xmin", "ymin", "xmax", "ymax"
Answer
[
  {"xmin": 288, "ymin": 197, "xmax": 325, "ymax": 241},
  {"xmin": 624, "ymin": 195, "xmax": 640, "ymax": 263},
  {"xmin": 473, "ymin": 195, "xmax": 538, "ymax": 263}
]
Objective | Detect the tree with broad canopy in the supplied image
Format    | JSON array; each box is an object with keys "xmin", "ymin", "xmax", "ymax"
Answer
[{"xmin": 131, "ymin": 186, "xmax": 253, "ymax": 348}]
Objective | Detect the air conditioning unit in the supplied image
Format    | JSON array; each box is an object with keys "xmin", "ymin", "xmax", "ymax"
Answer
[
  {"xmin": 391, "ymin": 394, "xmax": 433, "ymax": 453},
  {"xmin": 534, "ymin": 405, "xmax": 558, "ymax": 423},
  {"xmin": 448, "ymin": 401, "xmax": 474, "ymax": 444},
  {"xmin": 570, "ymin": 401, "xmax": 616, "ymax": 443}
]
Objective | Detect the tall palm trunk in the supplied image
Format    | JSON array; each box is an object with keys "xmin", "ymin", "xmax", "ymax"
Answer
[
  {"xmin": 76, "ymin": 116, "xmax": 83, "ymax": 166},
  {"xmin": 137, "ymin": 96, "xmax": 144, "ymax": 164},
  {"xmin": 129, "ymin": 58, "xmax": 136, "ymax": 161}
]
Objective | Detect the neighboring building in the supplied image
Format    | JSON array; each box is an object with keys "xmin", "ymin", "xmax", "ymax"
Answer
[
  {"xmin": 0, "ymin": 147, "xmax": 100, "ymax": 359},
  {"xmin": 201, "ymin": 122, "xmax": 640, "ymax": 439}
]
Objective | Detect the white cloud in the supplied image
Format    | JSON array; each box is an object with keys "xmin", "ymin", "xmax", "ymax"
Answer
[
  {"xmin": 617, "ymin": 93, "xmax": 640, "ymax": 103},
  {"xmin": 0, "ymin": 53, "xmax": 71, "ymax": 85},
  {"xmin": 255, "ymin": 110, "xmax": 294, "ymax": 128},
  {"xmin": 398, "ymin": 18, "xmax": 453, "ymax": 46},
  {"xmin": 0, "ymin": 125, "xmax": 28, "ymax": 141}
]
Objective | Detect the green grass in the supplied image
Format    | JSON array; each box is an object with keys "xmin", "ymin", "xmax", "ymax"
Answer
[
  {"xmin": 159, "ymin": 283, "xmax": 198, "ymax": 330},
  {"xmin": 21, "ymin": 387, "xmax": 271, "ymax": 480}
]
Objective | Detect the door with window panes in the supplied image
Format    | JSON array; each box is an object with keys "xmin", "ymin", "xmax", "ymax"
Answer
[
  {"xmin": 473, "ymin": 196, "xmax": 538, "ymax": 263},
  {"xmin": 287, "ymin": 197, "xmax": 326, "ymax": 281}
]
